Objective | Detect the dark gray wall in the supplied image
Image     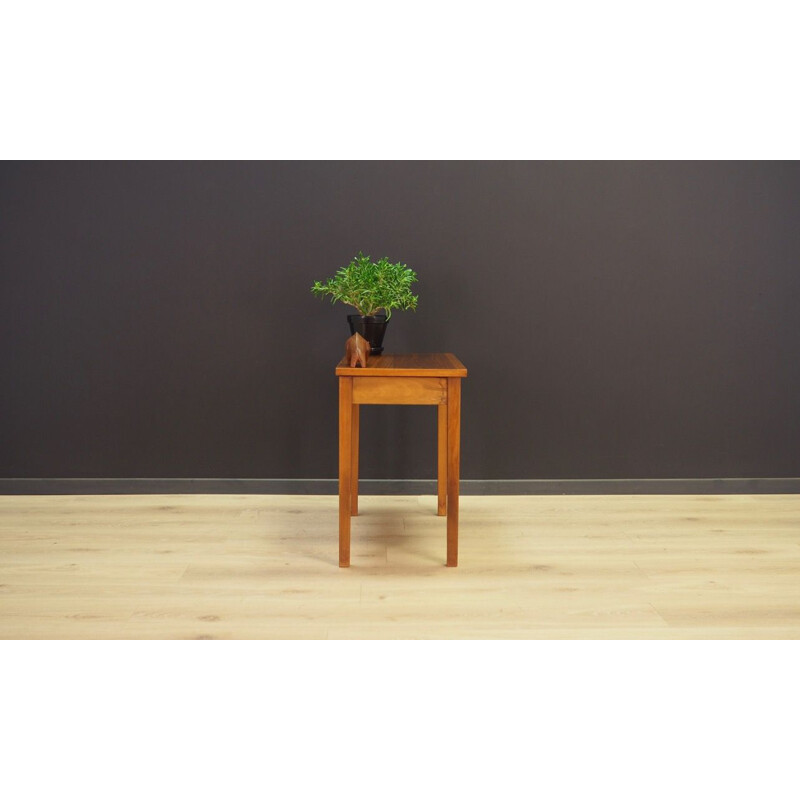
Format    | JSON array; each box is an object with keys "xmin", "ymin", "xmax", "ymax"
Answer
[{"xmin": 1, "ymin": 161, "xmax": 799, "ymax": 481}]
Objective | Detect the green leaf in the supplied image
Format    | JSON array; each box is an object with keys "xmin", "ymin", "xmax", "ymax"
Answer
[{"xmin": 310, "ymin": 253, "xmax": 419, "ymax": 317}]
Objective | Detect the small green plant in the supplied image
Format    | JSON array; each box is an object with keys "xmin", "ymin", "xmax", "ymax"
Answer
[{"xmin": 311, "ymin": 252, "xmax": 418, "ymax": 319}]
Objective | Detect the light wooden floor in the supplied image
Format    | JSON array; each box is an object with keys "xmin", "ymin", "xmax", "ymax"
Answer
[{"xmin": 1, "ymin": 493, "xmax": 799, "ymax": 639}]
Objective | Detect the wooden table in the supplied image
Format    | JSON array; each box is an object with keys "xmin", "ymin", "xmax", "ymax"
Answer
[{"xmin": 336, "ymin": 353, "xmax": 468, "ymax": 568}]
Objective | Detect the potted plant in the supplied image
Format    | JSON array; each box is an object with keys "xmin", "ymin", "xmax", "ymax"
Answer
[{"xmin": 311, "ymin": 252, "xmax": 418, "ymax": 354}]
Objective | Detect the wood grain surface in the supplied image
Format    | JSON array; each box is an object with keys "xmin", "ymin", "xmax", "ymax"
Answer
[
  {"xmin": 2, "ymin": 493, "xmax": 799, "ymax": 639},
  {"xmin": 352, "ymin": 377, "xmax": 447, "ymax": 405},
  {"xmin": 336, "ymin": 353, "xmax": 467, "ymax": 377}
]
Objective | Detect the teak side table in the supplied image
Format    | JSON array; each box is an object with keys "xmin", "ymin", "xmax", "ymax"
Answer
[{"xmin": 336, "ymin": 353, "xmax": 468, "ymax": 568}]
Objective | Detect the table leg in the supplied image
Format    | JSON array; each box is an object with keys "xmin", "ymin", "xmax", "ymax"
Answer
[
  {"xmin": 437, "ymin": 403, "xmax": 447, "ymax": 516},
  {"xmin": 351, "ymin": 404, "xmax": 359, "ymax": 516},
  {"xmin": 339, "ymin": 377, "xmax": 353, "ymax": 567},
  {"xmin": 446, "ymin": 378, "xmax": 461, "ymax": 567}
]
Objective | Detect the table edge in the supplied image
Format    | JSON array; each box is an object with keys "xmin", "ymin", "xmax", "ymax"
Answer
[{"xmin": 335, "ymin": 353, "xmax": 467, "ymax": 377}]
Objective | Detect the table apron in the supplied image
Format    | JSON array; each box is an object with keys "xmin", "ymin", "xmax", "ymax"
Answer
[{"xmin": 351, "ymin": 376, "xmax": 448, "ymax": 405}]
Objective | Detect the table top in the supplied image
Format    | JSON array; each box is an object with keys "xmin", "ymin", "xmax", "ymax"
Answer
[{"xmin": 336, "ymin": 352, "xmax": 467, "ymax": 377}]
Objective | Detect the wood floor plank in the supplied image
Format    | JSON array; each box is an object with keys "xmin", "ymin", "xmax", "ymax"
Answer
[{"xmin": 1, "ymin": 493, "xmax": 798, "ymax": 639}]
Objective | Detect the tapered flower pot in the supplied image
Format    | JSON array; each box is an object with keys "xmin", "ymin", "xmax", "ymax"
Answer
[{"xmin": 347, "ymin": 314, "xmax": 388, "ymax": 355}]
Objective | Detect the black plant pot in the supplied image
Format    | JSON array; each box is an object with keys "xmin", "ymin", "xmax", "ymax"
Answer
[{"xmin": 347, "ymin": 314, "xmax": 388, "ymax": 355}]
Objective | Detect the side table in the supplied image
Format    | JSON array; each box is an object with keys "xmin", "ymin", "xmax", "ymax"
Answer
[{"xmin": 336, "ymin": 353, "xmax": 468, "ymax": 567}]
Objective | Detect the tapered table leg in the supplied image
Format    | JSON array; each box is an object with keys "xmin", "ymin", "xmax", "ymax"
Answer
[
  {"xmin": 339, "ymin": 377, "xmax": 353, "ymax": 567},
  {"xmin": 437, "ymin": 403, "xmax": 447, "ymax": 516},
  {"xmin": 351, "ymin": 404, "xmax": 359, "ymax": 516},
  {"xmin": 446, "ymin": 378, "xmax": 461, "ymax": 567}
]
